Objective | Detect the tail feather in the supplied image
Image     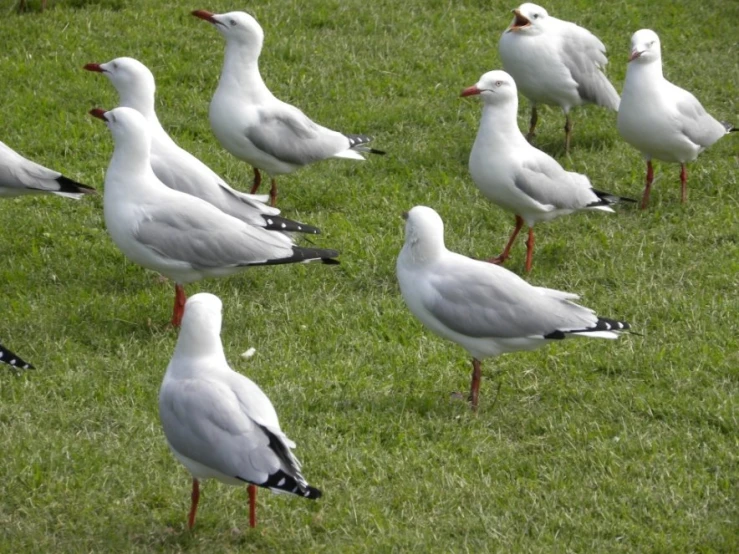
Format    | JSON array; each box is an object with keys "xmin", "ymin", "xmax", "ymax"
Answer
[
  {"xmin": 260, "ymin": 214, "xmax": 321, "ymax": 235},
  {"xmin": 0, "ymin": 344, "xmax": 34, "ymax": 370}
]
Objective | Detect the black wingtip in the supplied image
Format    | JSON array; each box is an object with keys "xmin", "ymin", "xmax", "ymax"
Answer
[
  {"xmin": 0, "ymin": 344, "xmax": 35, "ymax": 370},
  {"xmin": 260, "ymin": 214, "xmax": 321, "ymax": 235},
  {"xmin": 251, "ymin": 247, "xmax": 340, "ymax": 267},
  {"xmin": 369, "ymin": 148, "xmax": 386, "ymax": 155},
  {"xmin": 590, "ymin": 188, "xmax": 637, "ymax": 206},
  {"xmin": 720, "ymin": 121, "xmax": 736, "ymax": 132},
  {"xmin": 56, "ymin": 175, "xmax": 96, "ymax": 195},
  {"xmin": 544, "ymin": 317, "xmax": 630, "ymax": 339}
]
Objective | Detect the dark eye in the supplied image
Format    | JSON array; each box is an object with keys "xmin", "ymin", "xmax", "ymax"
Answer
[
  {"xmin": 648, "ymin": 40, "xmax": 655, "ymax": 47},
  {"xmin": 532, "ymin": 14, "xmax": 539, "ymax": 19},
  {"xmin": 495, "ymin": 81, "xmax": 503, "ymax": 87},
  {"xmin": 229, "ymin": 19, "xmax": 236, "ymax": 26}
]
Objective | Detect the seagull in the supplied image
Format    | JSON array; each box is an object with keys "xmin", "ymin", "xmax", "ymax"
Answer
[
  {"xmin": 191, "ymin": 9, "xmax": 384, "ymax": 206},
  {"xmin": 0, "ymin": 343, "xmax": 34, "ymax": 370},
  {"xmin": 159, "ymin": 293, "xmax": 321, "ymax": 529},
  {"xmin": 617, "ymin": 29, "xmax": 736, "ymax": 209},
  {"xmin": 90, "ymin": 106, "xmax": 339, "ymax": 327},
  {"xmin": 396, "ymin": 206, "xmax": 630, "ymax": 412},
  {"xmin": 83, "ymin": 57, "xmax": 319, "ymax": 234},
  {"xmin": 498, "ymin": 2, "xmax": 620, "ymax": 153},
  {"xmin": 0, "ymin": 140, "xmax": 95, "ymax": 199},
  {"xmin": 462, "ymin": 70, "xmax": 633, "ymax": 272}
]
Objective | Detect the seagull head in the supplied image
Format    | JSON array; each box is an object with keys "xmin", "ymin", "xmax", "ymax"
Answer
[
  {"xmin": 176, "ymin": 293, "xmax": 224, "ymax": 356},
  {"xmin": 84, "ymin": 57, "xmax": 156, "ymax": 114},
  {"xmin": 461, "ymin": 70, "xmax": 517, "ymax": 105},
  {"xmin": 192, "ymin": 10, "xmax": 264, "ymax": 49},
  {"xmin": 628, "ymin": 29, "xmax": 661, "ymax": 64},
  {"xmin": 89, "ymin": 106, "xmax": 151, "ymax": 152},
  {"xmin": 401, "ymin": 206, "xmax": 446, "ymax": 263},
  {"xmin": 506, "ymin": 3, "xmax": 548, "ymax": 34}
]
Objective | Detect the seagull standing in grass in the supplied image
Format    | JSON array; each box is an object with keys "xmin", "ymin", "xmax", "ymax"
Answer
[
  {"xmin": 498, "ymin": 3, "xmax": 620, "ymax": 152},
  {"xmin": 397, "ymin": 206, "xmax": 630, "ymax": 412},
  {"xmin": 159, "ymin": 293, "xmax": 321, "ymax": 529},
  {"xmin": 83, "ymin": 57, "xmax": 319, "ymax": 234},
  {"xmin": 91, "ymin": 107, "xmax": 339, "ymax": 326},
  {"xmin": 191, "ymin": 9, "xmax": 384, "ymax": 206},
  {"xmin": 0, "ymin": 141, "xmax": 95, "ymax": 199},
  {"xmin": 617, "ymin": 29, "xmax": 736, "ymax": 209},
  {"xmin": 0, "ymin": 343, "xmax": 34, "ymax": 370},
  {"xmin": 462, "ymin": 70, "xmax": 632, "ymax": 272}
]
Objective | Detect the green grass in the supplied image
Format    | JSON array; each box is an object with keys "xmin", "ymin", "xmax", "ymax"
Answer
[{"xmin": 1, "ymin": 0, "xmax": 737, "ymax": 551}]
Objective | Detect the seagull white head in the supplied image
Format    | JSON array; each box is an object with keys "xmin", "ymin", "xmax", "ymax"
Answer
[
  {"xmin": 84, "ymin": 57, "xmax": 156, "ymax": 115},
  {"xmin": 460, "ymin": 70, "xmax": 518, "ymax": 105},
  {"xmin": 89, "ymin": 106, "xmax": 152, "ymax": 157},
  {"xmin": 192, "ymin": 10, "xmax": 264, "ymax": 50},
  {"xmin": 506, "ymin": 3, "xmax": 549, "ymax": 34},
  {"xmin": 174, "ymin": 293, "xmax": 225, "ymax": 360},
  {"xmin": 628, "ymin": 29, "xmax": 661, "ymax": 63},
  {"xmin": 401, "ymin": 206, "xmax": 446, "ymax": 263}
]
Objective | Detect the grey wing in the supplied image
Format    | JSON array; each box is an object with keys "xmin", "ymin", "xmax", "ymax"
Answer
[
  {"xmin": 424, "ymin": 260, "xmax": 597, "ymax": 338},
  {"xmin": 559, "ymin": 24, "xmax": 620, "ymax": 109},
  {"xmin": 248, "ymin": 105, "xmax": 348, "ymax": 166},
  {"xmin": 0, "ymin": 141, "xmax": 62, "ymax": 191},
  {"xmin": 134, "ymin": 198, "xmax": 294, "ymax": 268},
  {"xmin": 675, "ymin": 93, "xmax": 728, "ymax": 148},
  {"xmin": 514, "ymin": 156, "xmax": 598, "ymax": 210},
  {"xmin": 159, "ymin": 376, "xmax": 282, "ymax": 480}
]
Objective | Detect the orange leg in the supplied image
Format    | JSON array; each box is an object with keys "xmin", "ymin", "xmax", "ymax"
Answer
[
  {"xmin": 680, "ymin": 163, "xmax": 687, "ymax": 204},
  {"xmin": 641, "ymin": 160, "xmax": 654, "ymax": 210},
  {"xmin": 188, "ymin": 478, "xmax": 200, "ymax": 530},
  {"xmin": 488, "ymin": 215, "xmax": 524, "ymax": 265},
  {"xmin": 248, "ymin": 484, "xmax": 257, "ymax": 528},
  {"xmin": 249, "ymin": 167, "xmax": 262, "ymax": 194},
  {"xmin": 269, "ymin": 178, "xmax": 278, "ymax": 207},
  {"xmin": 171, "ymin": 284, "xmax": 186, "ymax": 327},
  {"xmin": 469, "ymin": 358, "xmax": 482, "ymax": 413},
  {"xmin": 524, "ymin": 227, "xmax": 535, "ymax": 273}
]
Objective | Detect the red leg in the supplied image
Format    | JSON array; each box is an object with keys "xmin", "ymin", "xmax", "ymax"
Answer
[
  {"xmin": 249, "ymin": 167, "xmax": 262, "ymax": 194},
  {"xmin": 564, "ymin": 113, "xmax": 573, "ymax": 154},
  {"xmin": 171, "ymin": 284, "xmax": 186, "ymax": 327},
  {"xmin": 188, "ymin": 478, "xmax": 200, "ymax": 530},
  {"xmin": 526, "ymin": 106, "xmax": 538, "ymax": 141},
  {"xmin": 469, "ymin": 359, "xmax": 482, "ymax": 413},
  {"xmin": 269, "ymin": 178, "xmax": 278, "ymax": 207},
  {"xmin": 680, "ymin": 164, "xmax": 687, "ymax": 204},
  {"xmin": 488, "ymin": 215, "xmax": 524, "ymax": 264},
  {"xmin": 524, "ymin": 227, "xmax": 535, "ymax": 273},
  {"xmin": 641, "ymin": 160, "xmax": 654, "ymax": 210},
  {"xmin": 248, "ymin": 484, "xmax": 257, "ymax": 528}
]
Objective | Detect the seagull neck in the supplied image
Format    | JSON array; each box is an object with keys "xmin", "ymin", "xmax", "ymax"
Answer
[
  {"xmin": 173, "ymin": 330, "xmax": 227, "ymax": 365},
  {"xmin": 219, "ymin": 44, "xmax": 273, "ymax": 101},
  {"xmin": 478, "ymin": 103, "xmax": 523, "ymax": 145},
  {"xmin": 626, "ymin": 60, "xmax": 663, "ymax": 84},
  {"xmin": 110, "ymin": 140, "xmax": 152, "ymax": 176}
]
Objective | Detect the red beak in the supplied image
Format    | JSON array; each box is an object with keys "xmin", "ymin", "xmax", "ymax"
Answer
[
  {"xmin": 460, "ymin": 85, "xmax": 481, "ymax": 97},
  {"xmin": 83, "ymin": 63, "xmax": 104, "ymax": 73},
  {"xmin": 192, "ymin": 9, "xmax": 217, "ymax": 23},
  {"xmin": 89, "ymin": 108, "xmax": 108, "ymax": 121},
  {"xmin": 628, "ymin": 50, "xmax": 642, "ymax": 62}
]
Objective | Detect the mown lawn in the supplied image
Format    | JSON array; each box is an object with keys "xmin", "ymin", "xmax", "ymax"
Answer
[{"xmin": 1, "ymin": 0, "xmax": 737, "ymax": 552}]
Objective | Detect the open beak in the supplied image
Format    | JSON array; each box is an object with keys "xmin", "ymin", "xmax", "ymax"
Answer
[
  {"xmin": 460, "ymin": 85, "xmax": 482, "ymax": 97},
  {"xmin": 628, "ymin": 49, "xmax": 642, "ymax": 62},
  {"xmin": 89, "ymin": 108, "xmax": 108, "ymax": 122},
  {"xmin": 83, "ymin": 63, "xmax": 105, "ymax": 73},
  {"xmin": 192, "ymin": 9, "xmax": 219, "ymax": 25},
  {"xmin": 507, "ymin": 9, "xmax": 531, "ymax": 32}
]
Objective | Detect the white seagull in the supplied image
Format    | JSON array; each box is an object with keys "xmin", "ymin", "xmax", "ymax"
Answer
[
  {"xmin": 159, "ymin": 293, "xmax": 321, "ymax": 529},
  {"xmin": 0, "ymin": 343, "xmax": 34, "ymax": 370},
  {"xmin": 397, "ymin": 206, "xmax": 630, "ymax": 411},
  {"xmin": 90, "ymin": 106, "xmax": 339, "ymax": 326},
  {"xmin": 462, "ymin": 70, "xmax": 633, "ymax": 272},
  {"xmin": 191, "ymin": 9, "xmax": 384, "ymax": 206},
  {"xmin": 83, "ymin": 57, "xmax": 319, "ymax": 234},
  {"xmin": 0, "ymin": 140, "xmax": 95, "ymax": 199},
  {"xmin": 498, "ymin": 2, "xmax": 620, "ymax": 152},
  {"xmin": 617, "ymin": 29, "xmax": 736, "ymax": 209}
]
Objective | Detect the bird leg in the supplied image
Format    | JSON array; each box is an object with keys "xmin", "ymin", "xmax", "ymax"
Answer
[
  {"xmin": 248, "ymin": 484, "xmax": 257, "ymax": 528},
  {"xmin": 526, "ymin": 106, "xmax": 538, "ymax": 141},
  {"xmin": 524, "ymin": 227, "xmax": 535, "ymax": 273},
  {"xmin": 680, "ymin": 164, "xmax": 687, "ymax": 204},
  {"xmin": 171, "ymin": 284, "xmax": 187, "ymax": 327},
  {"xmin": 488, "ymin": 215, "xmax": 524, "ymax": 265},
  {"xmin": 188, "ymin": 478, "xmax": 200, "ymax": 530},
  {"xmin": 564, "ymin": 113, "xmax": 573, "ymax": 154},
  {"xmin": 641, "ymin": 160, "xmax": 654, "ymax": 210},
  {"xmin": 469, "ymin": 359, "xmax": 482, "ymax": 413},
  {"xmin": 249, "ymin": 167, "xmax": 262, "ymax": 194},
  {"xmin": 269, "ymin": 178, "xmax": 278, "ymax": 207}
]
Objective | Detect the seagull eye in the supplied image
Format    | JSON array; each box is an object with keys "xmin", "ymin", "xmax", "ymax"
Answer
[
  {"xmin": 532, "ymin": 13, "xmax": 539, "ymax": 19},
  {"xmin": 495, "ymin": 81, "xmax": 503, "ymax": 87},
  {"xmin": 648, "ymin": 40, "xmax": 655, "ymax": 47},
  {"xmin": 229, "ymin": 18, "xmax": 236, "ymax": 26}
]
